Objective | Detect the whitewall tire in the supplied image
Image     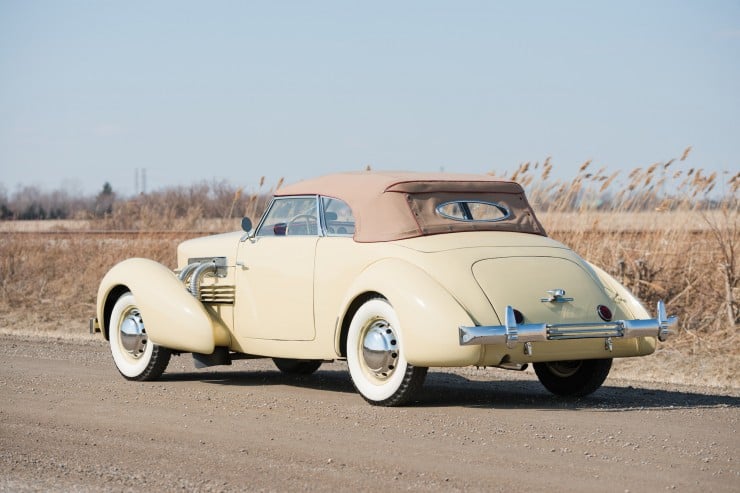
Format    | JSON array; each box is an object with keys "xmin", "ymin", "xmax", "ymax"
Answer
[
  {"xmin": 346, "ymin": 298, "xmax": 427, "ymax": 406},
  {"xmin": 109, "ymin": 292, "xmax": 171, "ymax": 381}
]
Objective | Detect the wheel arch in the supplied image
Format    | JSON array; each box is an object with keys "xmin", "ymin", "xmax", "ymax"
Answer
[
  {"xmin": 334, "ymin": 258, "xmax": 481, "ymax": 367},
  {"xmin": 101, "ymin": 284, "xmax": 131, "ymax": 341},
  {"xmin": 338, "ymin": 291, "xmax": 384, "ymax": 358}
]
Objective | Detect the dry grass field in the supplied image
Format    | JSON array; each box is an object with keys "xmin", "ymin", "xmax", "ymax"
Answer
[
  {"xmin": 1, "ymin": 216, "xmax": 734, "ymax": 339},
  {"xmin": 1, "ymin": 156, "xmax": 737, "ymax": 388}
]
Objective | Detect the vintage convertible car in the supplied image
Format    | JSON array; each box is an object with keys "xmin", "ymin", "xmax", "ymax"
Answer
[{"xmin": 92, "ymin": 172, "xmax": 676, "ymax": 406}]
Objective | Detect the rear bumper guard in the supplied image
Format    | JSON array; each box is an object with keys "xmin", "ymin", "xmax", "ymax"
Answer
[{"xmin": 459, "ymin": 300, "xmax": 676, "ymax": 349}]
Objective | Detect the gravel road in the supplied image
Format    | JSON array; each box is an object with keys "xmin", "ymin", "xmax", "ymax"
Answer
[{"xmin": 1, "ymin": 334, "xmax": 738, "ymax": 492}]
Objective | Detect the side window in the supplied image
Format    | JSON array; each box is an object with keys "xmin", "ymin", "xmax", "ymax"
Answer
[
  {"xmin": 322, "ymin": 197, "xmax": 355, "ymax": 237},
  {"xmin": 256, "ymin": 197, "xmax": 319, "ymax": 237}
]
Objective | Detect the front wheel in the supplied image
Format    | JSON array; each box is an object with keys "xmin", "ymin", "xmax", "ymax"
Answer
[
  {"xmin": 533, "ymin": 358, "xmax": 612, "ymax": 397},
  {"xmin": 346, "ymin": 298, "xmax": 427, "ymax": 406},
  {"xmin": 109, "ymin": 292, "xmax": 171, "ymax": 381}
]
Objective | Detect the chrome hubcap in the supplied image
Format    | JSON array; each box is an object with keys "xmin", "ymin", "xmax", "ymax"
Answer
[
  {"xmin": 546, "ymin": 360, "xmax": 581, "ymax": 378},
  {"xmin": 120, "ymin": 309, "xmax": 147, "ymax": 359},
  {"xmin": 361, "ymin": 320, "xmax": 399, "ymax": 380}
]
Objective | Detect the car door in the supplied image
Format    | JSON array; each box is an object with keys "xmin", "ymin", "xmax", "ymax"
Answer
[{"xmin": 234, "ymin": 196, "xmax": 319, "ymax": 341}]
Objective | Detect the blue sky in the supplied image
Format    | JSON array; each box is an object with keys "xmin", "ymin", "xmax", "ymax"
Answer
[{"xmin": 1, "ymin": 0, "xmax": 738, "ymax": 196}]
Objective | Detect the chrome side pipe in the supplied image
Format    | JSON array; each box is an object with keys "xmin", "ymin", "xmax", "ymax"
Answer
[
  {"xmin": 177, "ymin": 262, "xmax": 201, "ymax": 283},
  {"xmin": 459, "ymin": 300, "xmax": 677, "ymax": 348},
  {"xmin": 188, "ymin": 261, "xmax": 218, "ymax": 299},
  {"xmin": 176, "ymin": 257, "xmax": 228, "ymax": 300}
]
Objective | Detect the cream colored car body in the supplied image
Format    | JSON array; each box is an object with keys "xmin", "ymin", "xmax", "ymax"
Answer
[
  {"xmin": 96, "ymin": 230, "xmax": 654, "ymax": 367},
  {"xmin": 95, "ymin": 171, "xmax": 672, "ymax": 404}
]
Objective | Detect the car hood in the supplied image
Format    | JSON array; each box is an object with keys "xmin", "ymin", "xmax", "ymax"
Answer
[{"xmin": 177, "ymin": 231, "xmax": 243, "ymax": 269}]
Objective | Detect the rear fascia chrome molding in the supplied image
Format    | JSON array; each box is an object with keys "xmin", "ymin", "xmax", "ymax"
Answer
[{"xmin": 459, "ymin": 300, "xmax": 677, "ymax": 349}]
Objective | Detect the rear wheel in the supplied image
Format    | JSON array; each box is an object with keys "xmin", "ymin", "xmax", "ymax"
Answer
[
  {"xmin": 533, "ymin": 358, "xmax": 612, "ymax": 397},
  {"xmin": 346, "ymin": 298, "xmax": 427, "ymax": 406},
  {"xmin": 109, "ymin": 292, "xmax": 171, "ymax": 381},
  {"xmin": 273, "ymin": 358, "xmax": 322, "ymax": 375}
]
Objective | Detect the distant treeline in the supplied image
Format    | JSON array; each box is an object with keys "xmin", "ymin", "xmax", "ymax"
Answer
[
  {"xmin": 0, "ymin": 182, "xmax": 113, "ymax": 220},
  {"xmin": 1, "ymin": 151, "xmax": 738, "ymax": 222},
  {"xmin": 0, "ymin": 180, "xmax": 273, "ymax": 223}
]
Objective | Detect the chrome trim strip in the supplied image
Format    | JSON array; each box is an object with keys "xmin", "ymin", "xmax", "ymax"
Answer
[
  {"xmin": 315, "ymin": 194, "xmax": 325, "ymax": 237},
  {"xmin": 198, "ymin": 285, "xmax": 236, "ymax": 304},
  {"xmin": 459, "ymin": 300, "xmax": 677, "ymax": 347}
]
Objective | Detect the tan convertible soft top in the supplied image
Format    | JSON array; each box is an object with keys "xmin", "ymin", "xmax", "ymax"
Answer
[{"xmin": 276, "ymin": 171, "xmax": 546, "ymax": 242}]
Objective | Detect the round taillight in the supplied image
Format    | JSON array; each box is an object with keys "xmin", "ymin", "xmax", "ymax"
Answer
[
  {"xmin": 597, "ymin": 305, "xmax": 613, "ymax": 321},
  {"xmin": 512, "ymin": 309, "xmax": 524, "ymax": 324}
]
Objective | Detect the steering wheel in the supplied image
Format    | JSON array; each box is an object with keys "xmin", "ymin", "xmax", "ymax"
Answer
[{"xmin": 286, "ymin": 213, "xmax": 317, "ymax": 235}]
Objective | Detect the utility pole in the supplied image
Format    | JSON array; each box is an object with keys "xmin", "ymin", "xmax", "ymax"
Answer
[{"xmin": 134, "ymin": 168, "xmax": 147, "ymax": 195}]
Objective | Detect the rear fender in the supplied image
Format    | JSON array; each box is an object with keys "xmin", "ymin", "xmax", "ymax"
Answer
[
  {"xmin": 97, "ymin": 258, "xmax": 229, "ymax": 354},
  {"xmin": 586, "ymin": 262, "xmax": 651, "ymax": 319},
  {"xmin": 587, "ymin": 261, "xmax": 656, "ymax": 354},
  {"xmin": 338, "ymin": 258, "xmax": 481, "ymax": 367}
]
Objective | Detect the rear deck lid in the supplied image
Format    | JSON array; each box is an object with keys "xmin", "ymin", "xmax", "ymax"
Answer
[{"xmin": 472, "ymin": 256, "xmax": 612, "ymax": 324}]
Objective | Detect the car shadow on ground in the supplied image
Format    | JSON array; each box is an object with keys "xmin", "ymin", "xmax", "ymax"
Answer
[
  {"xmin": 418, "ymin": 372, "xmax": 740, "ymax": 410},
  {"xmin": 158, "ymin": 366, "xmax": 740, "ymax": 411},
  {"xmin": 159, "ymin": 365, "xmax": 357, "ymax": 393}
]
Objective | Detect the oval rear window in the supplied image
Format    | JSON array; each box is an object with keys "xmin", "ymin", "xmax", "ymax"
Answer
[{"xmin": 436, "ymin": 200, "xmax": 511, "ymax": 222}]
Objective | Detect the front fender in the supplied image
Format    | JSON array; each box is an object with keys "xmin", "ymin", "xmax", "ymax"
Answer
[
  {"xmin": 339, "ymin": 258, "xmax": 482, "ymax": 367},
  {"xmin": 97, "ymin": 258, "xmax": 228, "ymax": 354}
]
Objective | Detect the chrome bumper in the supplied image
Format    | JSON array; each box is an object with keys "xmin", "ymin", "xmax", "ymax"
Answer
[{"xmin": 459, "ymin": 300, "xmax": 676, "ymax": 349}]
